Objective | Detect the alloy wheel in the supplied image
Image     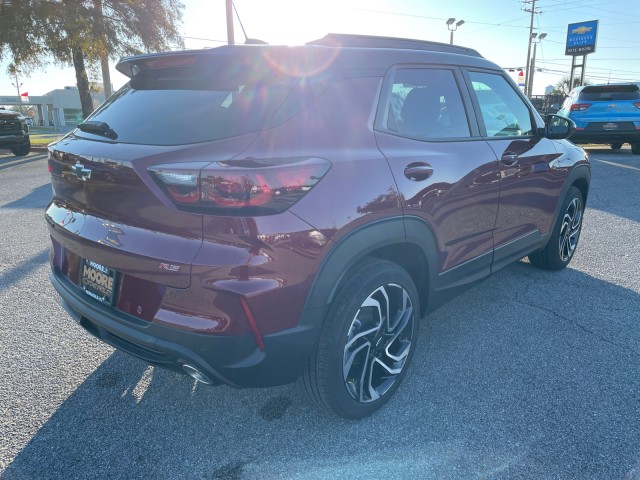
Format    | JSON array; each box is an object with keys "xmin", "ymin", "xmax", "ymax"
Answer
[
  {"xmin": 559, "ymin": 197, "xmax": 583, "ymax": 262},
  {"xmin": 342, "ymin": 283, "xmax": 414, "ymax": 403}
]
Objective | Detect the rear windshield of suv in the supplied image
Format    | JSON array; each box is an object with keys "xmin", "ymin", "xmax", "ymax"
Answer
[
  {"xmin": 77, "ymin": 57, "xmax": 298, "ymax": 146},
  {"xmin": 578, "ymin": 84, "xmax": 640, "ymax": 101}
]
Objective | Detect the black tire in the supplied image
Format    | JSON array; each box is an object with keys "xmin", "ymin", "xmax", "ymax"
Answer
[
  {"xmin": 631, "ymin": 143, "xmax": 640, "ymax": 155},
  {"xmin": 528, "ymin": 186, "xmax": 584, "ymax": 271},
  {"xmin": 610, "ymin": 143, "xmax": 622, "ymax": 150},
  {"xmin": 303, "ymin": 259, "xmax": 419, "ymax": 419},
  {"xmin": 10, "ymin": 142, "xmax": 30, "ymax": 157}
]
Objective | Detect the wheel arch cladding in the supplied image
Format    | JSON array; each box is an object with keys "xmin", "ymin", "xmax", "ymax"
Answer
[
  {"xmin": 572, "ymin": 176, "xmax": 589, "ymax": 205},
  {"xmin": 303, "ymin": 216, "xmax": 437, "ymax": 318}
]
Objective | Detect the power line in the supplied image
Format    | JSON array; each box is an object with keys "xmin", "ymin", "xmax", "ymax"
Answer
[
  {"xmin": 356, "ymin": 7, "xmax": 533, "ymax": 30},
  {"xmin": 461, "ymin": 15, "xmax": 530, "ymax": 36},
  {"xmin": 182, "ymin": 35, "xmax": 226, "ymax": 44}
]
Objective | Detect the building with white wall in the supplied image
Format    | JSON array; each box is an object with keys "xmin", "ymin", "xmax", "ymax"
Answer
[{"xmin": 0, "ymin": 86, "xmax": 106, "ymax": 127}]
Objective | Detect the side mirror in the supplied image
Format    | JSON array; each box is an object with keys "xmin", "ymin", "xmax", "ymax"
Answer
[{"xmin": 540, "ymin": 114, "xmax": 576, "ymax": 140}]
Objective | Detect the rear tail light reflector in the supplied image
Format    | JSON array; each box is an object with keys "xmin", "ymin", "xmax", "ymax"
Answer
[
  {"xmin": 239, "ymin": 297, "xmax": 265, "ymax": 350},
  {"xmin": 570, "ymin": 103, "xmax": 591, "ymax": 111}
]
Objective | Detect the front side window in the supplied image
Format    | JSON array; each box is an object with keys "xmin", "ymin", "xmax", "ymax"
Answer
[
  {"xmin": 386, "ymin": 68, "xmax": 470, "ymax": 139},
  {"xmin": 469, "ymin": 71, "xmax": 534, "ymax": 137}
]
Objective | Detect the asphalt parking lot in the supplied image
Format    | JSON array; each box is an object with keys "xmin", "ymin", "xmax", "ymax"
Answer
[{"xmin": 0, "ymin": 146, "xmax": 639, "ymax": 480}]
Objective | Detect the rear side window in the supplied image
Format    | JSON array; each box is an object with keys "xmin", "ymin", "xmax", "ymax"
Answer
[
  {"xmin": 469, "ymin": 71, "xmax": 534, "ymax": 137},
  {"xmin": 385, "ymin": 68, "xmax": 470, "ymax": 139},
  {"xmin": 78, "ymin": 57, "xmax": 297, "ymax": 146},
  {"xmin": 578, "ymin": 85, "xmax": 640, "ymax": 101}
]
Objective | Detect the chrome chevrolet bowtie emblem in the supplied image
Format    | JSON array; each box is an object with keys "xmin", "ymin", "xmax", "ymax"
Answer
[{"xmin": 71, "ymin": 163, "xmax": 92, "ymax": 181}]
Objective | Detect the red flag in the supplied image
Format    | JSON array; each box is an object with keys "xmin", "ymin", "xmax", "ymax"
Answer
[{"xmin": 21, "ymin": 92, "xmax": 28, "ymax": 96}]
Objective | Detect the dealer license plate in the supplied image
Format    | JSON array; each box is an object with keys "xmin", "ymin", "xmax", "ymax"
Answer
[{"xmin": 80, "ymin": 259, "xmax": 117, "ymax": 306}]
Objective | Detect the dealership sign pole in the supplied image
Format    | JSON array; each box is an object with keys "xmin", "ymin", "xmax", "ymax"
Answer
[{"xmin": 566, "ymin": 20, "xmax": 599, "ymax": 91}]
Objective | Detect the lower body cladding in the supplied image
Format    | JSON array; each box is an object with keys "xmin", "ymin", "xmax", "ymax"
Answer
[
  {"xmin": 51, "ymin": 267, "xmax": 324, "ymax": 387},
  {"xmin": 570, "ymin": 129, "xmax": 640, "ymax": 145}
]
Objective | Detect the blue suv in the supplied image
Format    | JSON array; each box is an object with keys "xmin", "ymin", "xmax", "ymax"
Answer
[{"xmin": 558, "ymin": 82, "xmax": 640, "ymax": 154}]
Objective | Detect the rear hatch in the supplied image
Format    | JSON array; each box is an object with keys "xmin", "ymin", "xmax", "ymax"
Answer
[
  {"xmin": 47, "ymin": 47, "xmax": 311, "ymax": 290},
  {"xmin": 574, "ymin": 84, "xmax": 640, "ymax": 130},
  {"xmin": 48, "ymin": 137, "xmax": 256, "ymax": 289}
]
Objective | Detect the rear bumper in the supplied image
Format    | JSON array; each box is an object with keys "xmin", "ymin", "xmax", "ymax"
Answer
[
  {"xmin": 50, "ymin": 266, "xmax": 324, "ymax": 388},
  {"xmin": 0, "ymin": 134, "xmax": 29, "ymax": 148}
]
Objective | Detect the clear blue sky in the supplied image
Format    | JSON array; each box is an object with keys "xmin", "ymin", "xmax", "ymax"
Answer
[{"xmin": 2, "ymin": 0, "xmax": 639, "ymax": 97}]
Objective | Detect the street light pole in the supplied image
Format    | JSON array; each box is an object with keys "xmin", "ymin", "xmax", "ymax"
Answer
[
  {"xmin": 446, "ymin": 18, "xmax": 465, "ymax": 45},
  {"xmin": 527, "ymin": 33, "xmax": 546, "ymax": 97}
]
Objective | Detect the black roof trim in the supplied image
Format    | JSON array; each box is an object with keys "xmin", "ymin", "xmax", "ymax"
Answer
[
  {"xmin": 580, "ymin": 82, "xmax": 640, "ymax": 90},
  {"xmin": 307, "ymin": 33, "xmax": 483, "ymax": 58}
]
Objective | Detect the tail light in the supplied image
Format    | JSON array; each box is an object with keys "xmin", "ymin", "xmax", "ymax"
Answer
[
  {"xmin": 149, "ymin": 157, "xmax": 330, "ymax": 215},
  {"xmin": 634, "ymin": 102, "xmax": 640, "ymax": 109},
  {"xmin": 570, "ymin": 103, "xmax": 591, "ymax": 111},
  {"xmin": 148, "ymin": 162, "xmax": 205, "ymax": 205}
]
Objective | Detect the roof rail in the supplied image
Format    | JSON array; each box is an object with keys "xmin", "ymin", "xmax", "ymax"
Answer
[{"xmin": 307, "ymin": 33, "xmax": 483, "ymax": 58}]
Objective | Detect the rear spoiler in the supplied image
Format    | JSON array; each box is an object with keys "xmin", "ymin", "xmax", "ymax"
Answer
[{"xmin": 115, "ymin": 49, "xmax": 222, "ymax": 78}]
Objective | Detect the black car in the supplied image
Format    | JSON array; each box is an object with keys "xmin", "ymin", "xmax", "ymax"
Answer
[{"xmin": 0, "ymin": 109, "xmax": 31, "ymax": 156}]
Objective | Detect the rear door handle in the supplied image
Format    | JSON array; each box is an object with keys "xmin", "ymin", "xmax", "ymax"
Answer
[
  {"xmin": 501, "ymin": 154, "xmax": 519, "ymax": 166},
  {"xmin": 404, "ymin": 163, "xmax": 434, "ymax": 181}
]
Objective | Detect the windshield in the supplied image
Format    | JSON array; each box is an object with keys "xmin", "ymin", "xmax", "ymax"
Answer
[{"xmin": 578, "ymin": 85, "xmax": 640, "ymax": 101}]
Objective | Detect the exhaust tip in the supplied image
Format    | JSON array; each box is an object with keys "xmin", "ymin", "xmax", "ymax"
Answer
[{"xmin": 182, "ymin": 364, "xmax": 213, "ymax": 384}]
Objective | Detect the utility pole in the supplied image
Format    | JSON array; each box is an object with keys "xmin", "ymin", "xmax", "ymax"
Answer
[
  {"xmin": 527, "ymin": 33, "xmax": 546, "ymax": 97},
  {"xmin": 522, "ymin": 0, "xmax": 541, "ymax": 96},
  {"xmin": 226, "ymin": 0, "xmax": 235, "ymax": 45}
]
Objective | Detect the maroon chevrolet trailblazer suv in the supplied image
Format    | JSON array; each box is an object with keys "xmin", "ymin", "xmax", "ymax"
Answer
[{"xmin": 46, "ymin": 34, "xmax": 590, "ymax": 419}]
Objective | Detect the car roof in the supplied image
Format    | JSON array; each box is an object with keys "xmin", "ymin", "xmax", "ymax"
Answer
[
  {"xmin": 116, "ymin": 34, "xmax": 501, "ymax": 79},
  {"xmin": 307, "ymin": 33, "xmax": 483, "ymax": 57}
]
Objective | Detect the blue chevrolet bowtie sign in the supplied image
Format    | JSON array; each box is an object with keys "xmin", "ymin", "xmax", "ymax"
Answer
[{"xmin": 565, "ymin": 20, "xmax": 599, "ymax": 56}]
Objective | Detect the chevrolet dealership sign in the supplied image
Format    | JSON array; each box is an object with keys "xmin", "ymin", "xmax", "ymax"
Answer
[{"xmin": 565, "ymin": 20, "xmax": 599, "ymax": 56}]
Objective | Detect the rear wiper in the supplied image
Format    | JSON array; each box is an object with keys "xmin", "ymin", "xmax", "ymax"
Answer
[{"xmin": 77, "ymin": 121, "xmax": 118, "ymax": 140}]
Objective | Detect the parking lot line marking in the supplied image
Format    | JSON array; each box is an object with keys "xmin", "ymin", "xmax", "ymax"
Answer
[{"xmin": 593, "ymin": 159, "xmax": 640, "ymax": 172}]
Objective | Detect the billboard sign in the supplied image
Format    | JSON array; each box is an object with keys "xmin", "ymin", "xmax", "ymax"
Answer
[{"xmin": 565, "ymin": 20, "xmax": 598, "ymax": 56}]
